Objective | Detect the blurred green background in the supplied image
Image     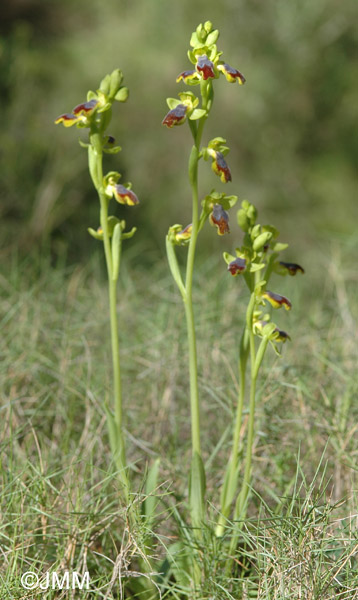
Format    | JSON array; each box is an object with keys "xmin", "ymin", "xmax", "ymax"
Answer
[{"xmin": 0, "ymin": 0, "xmax": 357, "ymax": 263}]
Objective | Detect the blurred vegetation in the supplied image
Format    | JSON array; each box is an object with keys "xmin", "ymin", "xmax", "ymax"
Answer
[{"xmin": 0, "ymin": 0, "xmax": 357, "ymax": 264}]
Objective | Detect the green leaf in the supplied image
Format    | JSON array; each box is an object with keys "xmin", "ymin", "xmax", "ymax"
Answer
[
  {"xmin": 111, "ymin": 223, "xmax": 122, "ymax": 281},
  {"xmin": 103, "ymin": 404, "xmax": 120, "ymax": 459},
  {"xmin": 189, "ymin": 108, "xmax": 206, "ymax": 120},
  {"xmin": 166, "ymin": 97, "xmax": 182, "ymax": 110},
  {"xmin": 166, "ymin": 542, "xmax": 192, "ymax": 588},
  {"xmin": 142, "ymin": 458, "xmax": 160, "ymax": 524}
]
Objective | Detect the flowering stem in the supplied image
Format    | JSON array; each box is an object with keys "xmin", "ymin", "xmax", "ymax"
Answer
[
  {"xmin": 215, "ymin": 326, "xmax": 249, "ymax": 536},
  {"xmin": 89, "ymin": 131, "xmax": 129, "ymax": 500}
]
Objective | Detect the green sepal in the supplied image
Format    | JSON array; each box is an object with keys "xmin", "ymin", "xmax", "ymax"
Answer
[
  {"xmin": 178, "ymin": 91, "xmax": 199, "ymax": 109},
  {"xmin": 253, "ymin": 231, "xmax": 273, "ymax": 251},
  {"xmin": 114, "ymin": 86, "xmax": 129, "ymax": 102},
  {"xmin": 189, "ymin": 452, "xmax": 206, "ymax": 530},
  {"xmin": 223, "ymin": 251, "xmax": 236, "ymax": 265},
  {"xmin": 262, "ymin": 224, "xmax": 279, "ymax": 239},
  {"xmin": 187, "ymin": 49, "xmax": 197, "ymax": 64},
  {"xmin": 104, "ymin": 171, "xmax": 121, "ymax": 186},
  {"xmin": 88, "ymin": 227, "xmax": 103, "ymax": 241},
  {"xmin": 87, "ymin": 90, "xmax": 98, "ymax": 101},
  {"xmin": 189, "ymin": 108, "xmax": 206, "ymax": 120},
  {"xmin": 166, "ymin": 97, "xmax": 182, "ymax": 110},
  {"xmin": 103, "ymin": 145, "xmax": 122, "ymax": 154},
  {"xmin": 272, "ymin": 242, "xmax": 289, "ymax": 252},
  {"xmin": 142, "ymin": 458, "xmax": 161, "ymax": 525},
  {"xmin": 208, "ymin": 136, "xmax": 226, "ymax": 148},
  {"xmin": 255, "ymin": 280, "xmax": 266, "ymax": 292},
  {"xmin": 166, "ymin": 235, "xmax": 186, "ymax": 300},
  {"xmin": 190, "ymin": 31, "xmax": 199, "ymax": 48},
  {"xmin": 111, "ymin": 222, "xmax": 122, "ymax": 281},
  {"xmin": 122, "ymin": 226, "xmax": 136, "ymax": 240},
  {"xmin": 97, "ymin": 102, "xmax": 112, "ymax": 113},
  {"xmin": 270, "ymin": 340, "xmax": 282, "ymax": 357},
  {"xmin": 202, "ymin": 190, "xmax": 238, "ymax": 212},
  {"xmin": 250, "ymin": 262, "xmax": 265, "ymax": 272}
]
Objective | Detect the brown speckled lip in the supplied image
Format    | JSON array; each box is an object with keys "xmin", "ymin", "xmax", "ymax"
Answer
[
  {"xmin": 162, "ymin": 104, "xmax": 188, "ymax": 128},
  {"xmin": 196, "ymin": 55, "xmax": 215, "ymax": 80},
  {"xmin": 210, "ymin": 204, "xmax": 230, "ymax": 235},
  {"xmin": 113, "ymin": 184, "xmax": 139, "ymax": 206},
  {"xmin": 228, "ymin": 257, "xmax": 246, "ymax": 275}
]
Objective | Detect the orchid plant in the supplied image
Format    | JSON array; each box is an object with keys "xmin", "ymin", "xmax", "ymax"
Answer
[
  {"xmin": 163, "ymin": 21, "xmax": 245, "ymax": 543},
  {"xmin": 55, "ymin": 70, "xmax": 138, "ymax": 501},
  {"xmin": 218, "ymin": 199, "xmax": 304, "ymax": 571}
]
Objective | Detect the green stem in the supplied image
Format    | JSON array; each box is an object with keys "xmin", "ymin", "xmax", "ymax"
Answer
[
  {"xmin": 90, "ymin": 131, "xmax": 129, "ymax": 498},
  {"xmin": 216, "ymin": 326, "xmax": 249, "ymax": 536},
  {"xmin": 184, "ymin": 81, "xmax": 210, "ymax": 459}
]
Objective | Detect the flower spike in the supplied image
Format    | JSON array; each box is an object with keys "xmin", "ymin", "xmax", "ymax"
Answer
[
  {"xmin": 262, "ymin": 290, "xmax": 292, "ymax": 311},
  {"xmin": 162, "ymin": 104, "xmax": 188, "ymax": 128},
  {"xmin": 208, "ymin": 149, "xmax": 232, "ymax": 183},
  {"xmin": 228, "ymin": 257, "xmax": 246, "ymax": 275},
  {"xmin": 218, "ymin": 63, "xmax": 246, "ymax": 84},
  {"xmin": 196, "ymin": 54, "xmax": 216, "ymax": 80},
  {"xmin": 210, "ymin": 203, "xmax": 230, "ymax": 235}
]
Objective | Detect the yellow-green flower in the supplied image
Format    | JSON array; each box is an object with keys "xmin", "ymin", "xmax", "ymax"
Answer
[
  {"xmin": 227, "ymin": 257, "xmax": 246, "ymax": 275},
  {"xmin": 176, "ymin": 70, "xmax": 200, "ymax": 84},
  {"xmin": 208, "ymin": 149, "xmax": 232, "ymax": 183},
  {"xmin": 210, "ymin": 204, "xmax": 230, "ymax": 235},
  {"xmin": 106, "ymin": 183, "xmax": 139, "ymax": 206},
  {"xmin": 217, "ymin": 63, "xmax": 246, "ymax": 84},
  {"xmin": 196, "ymin": 54, "xmax": 216, "ymax": 80},
  {"xmin": 175, "ymin": 223, "xmax": 192, "ymax": 242},
  {"xmin": 262, "ymin": 290, "xmax": 292, "ymax": 311},
  {"xmin": 55, "ymin": 99, "xmax": 98, "ymax": 127},
  {"xmin": 279, "ymin": 261, "xmax": 305, "ymax": 276},
  {"xmin": 162, "ymin": 104, "xmax": 188, "ymax": 128}
]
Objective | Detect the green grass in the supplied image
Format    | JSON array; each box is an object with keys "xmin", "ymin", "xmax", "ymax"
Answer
[{"xmin": 1, "ymin": 238, "xmax": 358, "ymax": 598}]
